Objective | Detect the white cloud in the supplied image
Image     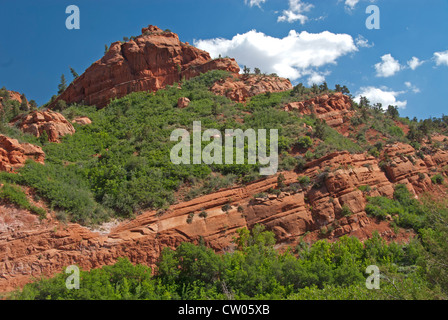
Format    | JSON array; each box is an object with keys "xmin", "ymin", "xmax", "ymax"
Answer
[
  {"xmin": 305, "ymin": 71, "xmax": 330, "ymax": 86},
  {"xmin": 374, "ymin": 54, "xmax": 402, "ymax": 77},
  {"xmin": 355, "ymin": 35, "xmax": 374, "ymax": 48},
  {"xmin": 244, "ymin": 0, "xmax": 266, "ymax": 8},
  {"xmin": 345, "ymin": 0, "xmax": 360, "ymax": 9},
  {"xmin": 355, "ymin": 86, "xmax": 407, "ymax": 109},
  {"xmin": 277, "ymin": 0, "xmax": 314, "ymax": 24},
  {"xmin": 194, "ymin": 30, "xmax": 357, "ymax": 81},
  {"xmin": 405, "ymin": 81, "xmax": 420, "ymax": 93},
  {"xmin": 407, "ymin": 57, "xmax": 423, "ymax": 70},
  {"xmin": 434, "ymin": 50, "xmax": 448, "ymax": 66}
]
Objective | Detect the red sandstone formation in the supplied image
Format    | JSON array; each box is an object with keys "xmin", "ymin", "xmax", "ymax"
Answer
[
  {"xmin": 3, "ymin": 143, "xmax": 447, "ymax": 292},
  {"xmin": 210, "ymin": 74, "xmax": 293, "ymax": 102},
  {"xmin": 285, "ymin": 92, "xmax": 353, "ymax": 127},
  {"xmin": 10, "ymin": 111, "xmax": 75, "ymax": 143},
  {"xmin": 48, "ymin": 25, "xmax": 240, "ymax": 109},
  {"xmin": 0, "ymin": 135, "xmax": 45, "ymax": 172}
]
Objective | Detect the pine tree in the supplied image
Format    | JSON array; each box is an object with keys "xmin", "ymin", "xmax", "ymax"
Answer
[
  {"xmin": 70, "ymin": 67, "xmax": 79, "ymax": 80},
  {"xmin": 58, "ymin": 74, "xmax": 67, "ymax": 95}
]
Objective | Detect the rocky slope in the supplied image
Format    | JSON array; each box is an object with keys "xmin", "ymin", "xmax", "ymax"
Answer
[
  {"xmin": 10, "ymin": 111, "xmax": 75, "ymax": 143},
  {"xmin": 2, "ymin": 140, "xmax": 448, "ymax": 292},
  {"xmin": 48, "ymin": 25, "xmax": 241, "ymax": 109}
]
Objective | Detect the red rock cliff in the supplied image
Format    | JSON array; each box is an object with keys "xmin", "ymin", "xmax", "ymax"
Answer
[{"xmin": 49, "ymin": 25, "xmax": 240, "ymax": 109}]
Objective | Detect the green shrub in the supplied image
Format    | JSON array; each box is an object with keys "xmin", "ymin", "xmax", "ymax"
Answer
[
  {"xmin": 431, "ymin": 174, "xmax": 444, "ymax": 185},
  {"xmin": 298, "ymin": 176, "xmax": 311, "ymax": 186},
  {"xmin": 297, "ymin": 136, "xmax": 313, "ymax": 149},
  {"xmin": 340, "ymin": 205, "xmax": 353, "ymax": 217},
  {"xmin": 0, "ymin": 182, "xmax": 46, "ymax": 219}
]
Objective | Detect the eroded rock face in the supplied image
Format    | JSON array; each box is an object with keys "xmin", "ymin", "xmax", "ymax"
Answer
[
  {"xmin": 285, "ymin": 93, "xmax": 353, "ymax": 127},
  {"xmin": 0, "ymin": 135, "xmax": 45, "ymax": 172},
  {"xmin": 10, "ymin": 111, "xmax": 75, "ymax": 143},
  {"xmin": 211, "ymin": 74, "xmax": 293, "ymax": 102},
  {"xmin": 48, "ymin": 25, "xmax": 240, "ymax": 109},
  {"xmin": 382, "ymin": 143, "xmax": 448, "ymax": 194}
]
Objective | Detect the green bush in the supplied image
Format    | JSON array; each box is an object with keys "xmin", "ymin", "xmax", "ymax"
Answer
[
  {"xmin": 298, "ymin": 176, "xmax": 311, "ymax": 186},
  {"xmin": 297, "ymin": 136, "xmax": 313, "ymax": 149},
  {"xmin": 431, "ymin": 174, "xmax": 444, "ymax": 185},
  {"xmin": 0, "ymin": 182, "xmax": 46, "ymax": 219}
]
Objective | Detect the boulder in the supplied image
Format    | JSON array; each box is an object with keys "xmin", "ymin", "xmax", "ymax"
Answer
[{"xmin": 177, "ymin": 97, "xmax": 190, "ymax": 109}]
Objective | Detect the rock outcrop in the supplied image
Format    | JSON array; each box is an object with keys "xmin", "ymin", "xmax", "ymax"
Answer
[
  {"xmin": 10, "ymin": 111, "xmax": 75, "ymax": 143},
  {"xmin": 177, "ymin": 97, "xmax": 190, "ymax": 109},
  {"xmin": 0, "ymin": 90, "xmax": 22, "ymax": 105},
  {"xmin": 210, "ymin": 74, "xmax": 292, "ymax": 102},
  {"xmin": 382, "ymin": 143, "xmax": 448, "ymax": 194},
  {"xmin": 0, "ymin": 135, "xmax": 45, "ymax": 172},
  {"xmin": 285, "ymin": 92, "xmax": 353, "ymax": 127},
  {"xmin": 48, "ymin": 25, "xmax": 240, "ymax": 109},
  {"xmin": 72, "ymin": 116, "xmax": 92, "ymax": 126}
]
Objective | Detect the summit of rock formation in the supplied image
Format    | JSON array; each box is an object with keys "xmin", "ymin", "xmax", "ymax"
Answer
[{"xmin": 48, "ymin": 25, "xmax": 241, "ymax": 109}]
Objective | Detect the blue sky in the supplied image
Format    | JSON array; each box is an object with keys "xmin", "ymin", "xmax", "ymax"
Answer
[{"xmin": 0, "ymin": 0, "xmax": 447, "ymax": 119}]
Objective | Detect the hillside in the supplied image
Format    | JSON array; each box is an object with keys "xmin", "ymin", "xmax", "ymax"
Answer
[{"xmin": 1, "ymin": 25, "xmax": 448, "ymax": 299}]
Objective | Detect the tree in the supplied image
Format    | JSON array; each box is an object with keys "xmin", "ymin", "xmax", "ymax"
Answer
[
  {"xmin": 359, "ymin": 96, "xmax": 370, "ymax": 109},
  {"xmin": 54, "ymin": 99, "xmax": 67, "ymax": 111},
  {"xmin": 254, "ymin": 67, "xmax": 261, "ymax": 75},
  {"xmin": 104, "ymin": 44, "xmax": 109, "ymax": 55},
  {"xmin": 243, "ymin": 65, "xmax": 251, "ymax": 75},
  {"xmin": 58, "ymin": 74, "xmax": 67, "ymax": 95},
  {"xmin": 341, "ymin": 85, "xmax": 350, "ymax": 95},
  {"xmin": 314, "ymin": 118, "xmax": 327, "ymax": 140},
  {"xmin": 20, "ymin": 93, "xmax": 28, "ymax": 111},
  {"xmin": 291, "ymin": 83, "xmax": 305, "ymax": 96},
  {"xmin": 70, "ymin": 67, "xmax": 79, "ymax": 80},
  {"xmin": 319, "ymin": 82, "xmax": 328, "ymax": 92},
  {"xmin": 386, "ymin": 105, "xmax": 399, "ymax": 119},
  {"xmin": 28, "ymin": 100, "xmax": 38, "ymax": 110},
  {"xmin": 335, "ymin": 84, "xmax": 342, "ymax": 92}
]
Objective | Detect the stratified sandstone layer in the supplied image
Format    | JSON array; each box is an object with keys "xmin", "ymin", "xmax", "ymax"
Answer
[{"xmin": 49, "ymin": 25, "xmax": 240, "ymax": 109}]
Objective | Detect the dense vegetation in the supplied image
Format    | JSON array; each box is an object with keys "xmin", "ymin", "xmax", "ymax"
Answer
[{"xmin": 12, "ymin": 187, "xmax": 448, "ymax": 300}]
